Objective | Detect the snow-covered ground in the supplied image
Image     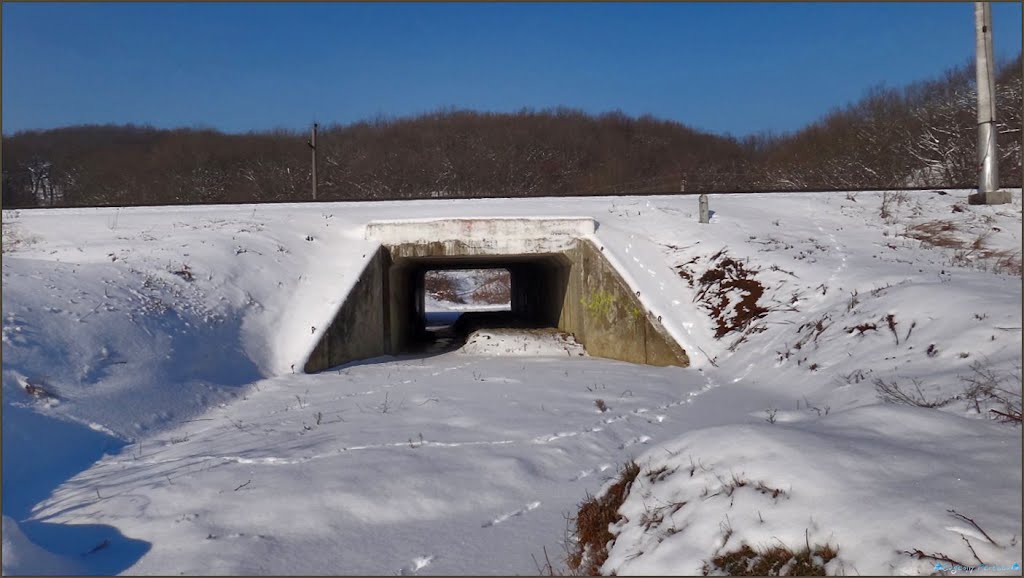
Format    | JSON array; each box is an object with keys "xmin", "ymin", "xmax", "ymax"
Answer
[{"xmin": 2, "ymin": 190, "xmax": 1021, "ymax": 575}]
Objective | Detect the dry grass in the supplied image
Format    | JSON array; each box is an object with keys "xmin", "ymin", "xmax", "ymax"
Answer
[
  {"xmin": 567, "ymin": 461, "xmax": 641, "ymax": 576},
  {"xmin": 905, "ymin": 219, "xmax": 1022, "ymax": 277},
  {"xmin": 703, "ymin": 540, "xmax": 839, "ymax": 576},
  {"xmin": 906, "ymin": 220, "xmax": 962, "ymax": 249}
]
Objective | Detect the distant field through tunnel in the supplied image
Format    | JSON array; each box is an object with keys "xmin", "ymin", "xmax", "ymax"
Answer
[
  {"xmin": 423, "ymin": 268, "xmax": 511, "ymax": 353},
  {"xmin": 303, "ymin": 218, "xmax": 689, "ymax": 372}
]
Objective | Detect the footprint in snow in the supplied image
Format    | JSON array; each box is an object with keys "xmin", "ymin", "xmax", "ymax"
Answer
[
  {"xmin": 570, "ymin": 469, "xmax": 591, "ymax": 481},
  {"xmin": 619, "ymin": 435, "xmax": 652, "ymax": 449},
  {"xmin": 570, "ymin": 464, "xmax": 613, "ymax": 481},
  {"xmin": 400, "ymin": 555, "xmax": 435, "ymax": 575},
  {"xmin": 482, "ymin": 501, "xmax": 541, "ymax": 527}
]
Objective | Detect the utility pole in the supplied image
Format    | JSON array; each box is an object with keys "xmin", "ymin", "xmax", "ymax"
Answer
[
  {"xmin": 969, "ymin": 2, "xmax": 1011, "ymax": 205},
  {"xmin": 308, "ymin": 122, "xmax": 318, "ymax": 201}
]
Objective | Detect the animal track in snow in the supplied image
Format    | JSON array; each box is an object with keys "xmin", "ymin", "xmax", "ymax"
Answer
[
  {"xmin": 619, "ymin": 435, "xmax": 651, "ymax": 449},
  {"xmin": 570, "ymin": 464, "xmax": 613, "ymax": 481},
  {"xmin": 482, "ymin": 501, "xmax": 541, "ymax": 527},
  {"xmin": 533, "ymin": 431, "xmax": 580, "ymax": 443},
  {"xmin": 400, "ymin": 555, "xmax": 435, "ymax": 575}
]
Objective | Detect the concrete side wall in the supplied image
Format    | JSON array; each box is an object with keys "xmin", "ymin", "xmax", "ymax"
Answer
[
  {"xmin": 560, "ymin": 240, "xmax": 689, "ymax": 368},
  {"xmin": 303, "ymin": 246, "xmax": 389, "ymax": 373}
]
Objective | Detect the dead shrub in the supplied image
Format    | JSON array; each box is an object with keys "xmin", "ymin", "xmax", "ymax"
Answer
[
  {"xmin": 874, "ymin": 377, "xmax": 954, "ymax": 408},
  {"xmin": 880, "ymin": 190, "xmax": 909, "ymax": 223},
  {"xmin": 961, "ymin": 360, "xmax": 1022, "ymax": 423},
  {"xmin": 470, "ymin": 270, "xmax": 512, "ymax": 304},
  {"xmin": 567, "ymin": 461, "xmax": 641, "ymax": 576},
  {"xmin": 424, "ymin": 272, "xmax": 464, "ymax": 304}
]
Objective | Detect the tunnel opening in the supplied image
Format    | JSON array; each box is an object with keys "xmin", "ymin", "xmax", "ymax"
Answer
[
  {"xmin": 420, "ymin": 267, "xmax": 512, "ymax": 354},
  {"xmin": 389, "ymin": 254, "xmax": 573, "ymax": 356}
]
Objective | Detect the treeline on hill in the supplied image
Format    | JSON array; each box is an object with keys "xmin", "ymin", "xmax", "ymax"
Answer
[{"xmin": 2, "ymin": 55, "xmax": 1020, "ymax": 208}]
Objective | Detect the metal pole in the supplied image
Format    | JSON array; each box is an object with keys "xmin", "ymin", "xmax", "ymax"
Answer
[
  {"xmin": 308, "ymin": 122, "xmax": 318, "ymax": 201},
  {"xmin": 971, "ymin": 2, "xmax": 1010, "ymax": 204}
]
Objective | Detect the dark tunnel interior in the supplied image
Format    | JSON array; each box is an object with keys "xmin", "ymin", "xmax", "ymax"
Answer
[{"xmin": 387, "ymin": 254, "xmax": 572, "ymax": 354}]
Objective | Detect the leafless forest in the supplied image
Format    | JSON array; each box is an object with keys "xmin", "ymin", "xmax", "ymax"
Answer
[{"xmin": 2, "ymin": 56, "xmax": 1019, "ymax": 208}]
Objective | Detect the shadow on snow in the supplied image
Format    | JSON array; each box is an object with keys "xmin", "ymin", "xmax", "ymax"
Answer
[{"xmin": 2, "ymin": 404, "xmax": 151, "ymax": 575}]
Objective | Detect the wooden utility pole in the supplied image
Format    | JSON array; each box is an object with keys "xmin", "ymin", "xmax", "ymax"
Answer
[
  {"xmin": 969, "ymin": 2, "xmax": 1011, "ymax": 205},
  {"xmin": 308, "ymin": 122, "xmax": 318, "ymax": 201}
]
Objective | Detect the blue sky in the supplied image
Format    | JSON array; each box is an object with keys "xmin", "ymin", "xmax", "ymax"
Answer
[{"xmin": 3, "ymin": 2, "xmax": 1021, "ymax": 137}]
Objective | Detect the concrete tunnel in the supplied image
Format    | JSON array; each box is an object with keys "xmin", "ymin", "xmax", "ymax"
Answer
[{"xmin": 303, "ymin": 218, "xmax": 689, "ymax": 373}]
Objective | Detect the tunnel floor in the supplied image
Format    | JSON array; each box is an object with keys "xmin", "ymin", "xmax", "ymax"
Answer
[
  {"xmin": 413, "ymin": 312, "xmax": 463, "ymax": 356},
  {"xmin": 407, "ymin": 310, "xmax": 554, "ymax": 357}
]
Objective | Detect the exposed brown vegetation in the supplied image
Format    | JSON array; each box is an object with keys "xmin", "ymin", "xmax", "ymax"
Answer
[
  {"xmin": 469, "ymin": 270, "xmax": 512, "ymax": 305},
  {"xmin": 425, "ymin": 269, "xmax": 511, "ymax": 305},
  {"xmin": 23, "ymin": 380, "xmax": 58, "ymax": 400},
  {"xmin": 907, "ymin": 220, "xmax": 962, "ymax": 249},
  {"xmin": 425, "ymin": 273, "xmax": 464, "ymax": 304},
  {"xmin": 703, "ymin": 541, "xmax": 838, "ymax": 576},
  {"xmin": 567, "ymin": 461, "xmax": 641, "ymax": 576},
  {"xmin": 845, "ymin": 322, "xmax": 877, "ymax": 335},
  {"xmin": 684, "ymin": 251, "xmax": 769, "ymax": 339},
  {"xmin": 905, "ymin": 219, "xmax": 1022, "ymax": 277}
]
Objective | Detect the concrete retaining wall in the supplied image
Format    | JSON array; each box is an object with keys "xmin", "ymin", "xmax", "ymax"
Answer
[
  {"xmin": 560, "ymin": 240, "xmax": 689, "ymax": 367},
  {"xmin": 304, "ymin": 246, "xmax": 389, "ymax": 373}
]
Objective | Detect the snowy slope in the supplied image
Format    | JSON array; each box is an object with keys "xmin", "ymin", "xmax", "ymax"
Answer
[{"xmin": 2, "ymin": 190, "xmax": 1021, "ymax": 575}]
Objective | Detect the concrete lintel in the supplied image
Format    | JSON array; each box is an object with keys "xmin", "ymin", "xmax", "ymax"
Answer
[{"xmin": 364, "ymin": 217, "xmax": 597, "ymax": 251}]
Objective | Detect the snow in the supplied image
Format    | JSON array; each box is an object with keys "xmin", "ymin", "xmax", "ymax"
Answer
[
  {"xmin": 459, "ymin": 329, "xmax": 588, "ymax": 357},
  {"xmin": 2, "ymin": 189, "xmax": 1021, "ymax": 575},
  {"xmin": 1, "ymin": 515, "xmax": 78, "ymax": 576},
  {"xmin": 605, "ymin": 405, "xmax": 1022, "ymax": 576}
]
